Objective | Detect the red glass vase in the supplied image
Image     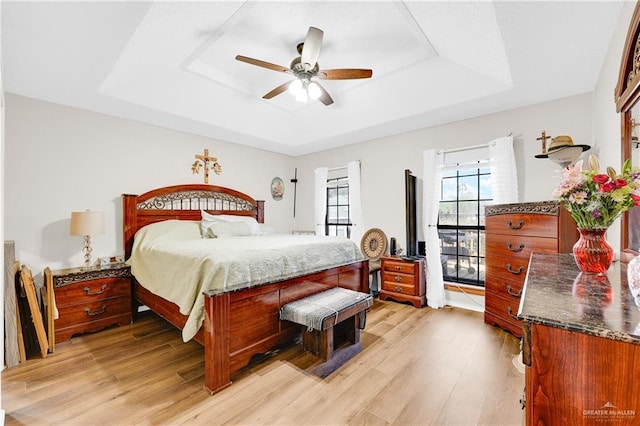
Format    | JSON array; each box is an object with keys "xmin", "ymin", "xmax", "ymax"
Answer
[{"xmin": 572, "ymin": 228, "xmax": 614, "ymax": 274}]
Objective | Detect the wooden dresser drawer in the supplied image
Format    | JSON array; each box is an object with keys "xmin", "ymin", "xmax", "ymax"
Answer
[
  {"xmin": 484, "ymin": 293, "xmax": 521, "ymax": 332},
  {"xmin": 486, "ymin": 254, "xmax": 529, "ymax": 281},
  {"xmin": 55, "ymin": 296, "xmax": 131, "ymax": 329},
  {"xmin": 485, "ymin": 213, "xmax": 559, "ymax": 238},
  {"xmin": 485, "ymin": 234, "xmax": 560, "ymax": 260},
  {"xmin": 484, "ymin": 271, "xmax": 524, "ymax": 300},
  {"xmin": 54, "ymin": 277, "xmax": 130, "ymax": 307}
]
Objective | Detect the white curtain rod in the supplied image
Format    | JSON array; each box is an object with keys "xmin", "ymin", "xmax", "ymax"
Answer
[{"xmin": 440, "ymin": 133, "xmax": 512, "ymax": 154}]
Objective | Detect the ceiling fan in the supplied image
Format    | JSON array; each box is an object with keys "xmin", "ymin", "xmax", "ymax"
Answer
[{"xmin": 235, "ymin": 27, "xmax": 373, "ymax": 106}]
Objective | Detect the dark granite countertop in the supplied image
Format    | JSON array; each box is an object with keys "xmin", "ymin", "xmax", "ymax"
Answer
[{"xmin": 518, "ymin": 253, "xmax": 640, "ymax": 345}]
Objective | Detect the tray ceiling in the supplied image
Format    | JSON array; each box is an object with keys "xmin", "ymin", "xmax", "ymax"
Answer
[{"xmin": 1, "ymin": 1, "xmax": 624, "ymax": 156}]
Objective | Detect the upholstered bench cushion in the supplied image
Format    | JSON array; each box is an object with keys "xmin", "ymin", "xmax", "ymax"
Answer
[{"xmin": 279, "ymin": 287, "xmax": 373, "ymax": 331}]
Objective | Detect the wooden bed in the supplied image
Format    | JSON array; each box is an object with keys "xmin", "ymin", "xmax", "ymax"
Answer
[{"xmin": 122, "ymin": 184, "xmax": 369, "ymax": 394}]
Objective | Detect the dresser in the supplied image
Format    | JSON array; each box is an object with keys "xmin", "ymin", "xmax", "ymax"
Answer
[
  {"xmin": 379, "ymin": 256, "xmax": 426, "ymax": 308},
  {"xmin": 44, "ymin": 264, "xmax": 132, "ymax": 350},
  {"xmin": 484, "ymin": 201, "xmax": 577, "ymax": 337},
  {"xmin": 519, "ymin": 254, "xmax": 640, "ymax": 425}
]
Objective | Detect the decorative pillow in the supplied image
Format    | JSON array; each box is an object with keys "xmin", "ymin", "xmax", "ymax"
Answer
[
  {"xmin": 204, "ymin": 221, "xmax": 252, "ymax": 238},
  {"xmin": 256, "ymin": 224, "xmax": 276, "ymax": 235},
  {"xmin": 201, "ymin": 210, "xmax": 261, "ymax": 236}
]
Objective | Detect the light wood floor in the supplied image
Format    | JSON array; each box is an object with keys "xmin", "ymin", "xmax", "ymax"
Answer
[{"xmin": 2, "ymin": 300, "xmax": 525, "ymax": 425}]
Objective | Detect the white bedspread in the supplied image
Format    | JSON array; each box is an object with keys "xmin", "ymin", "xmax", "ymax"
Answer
[{"xmin": 128, "ymin": 220, "xmax": 365, "ymax": 341}]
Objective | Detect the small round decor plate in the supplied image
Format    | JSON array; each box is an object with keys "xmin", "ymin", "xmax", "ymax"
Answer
[
  {"xmin": 271, "ymin": 177, "xmax": 284, "ymax": 201},
  {"xmin": 361, "ymin": 228, "xmax": 388, "ymax": 260}
]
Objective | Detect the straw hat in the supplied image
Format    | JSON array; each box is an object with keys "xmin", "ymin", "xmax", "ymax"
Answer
[{"xmin": 535, "ymin": 135, "xmax": 591, "ymax": 158}]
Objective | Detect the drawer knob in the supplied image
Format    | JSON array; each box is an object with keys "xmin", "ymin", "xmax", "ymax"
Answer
[
  {"xmin": 507, "ymin": 242, "xmax": 525, "ymax": 253},
  {"xmin": 395, "ymin": 265, "xmax": 401, "ymax": 271},
  {"xmin": 395, "ymin": 286, "xmax": 403, "ymax": 293},
  {"xmin": 506, "ymin": 263, "xmax": 525, "ymax": 275},
  {"xmin": 83, "ymin": 284, "xmax": 108, "ymax": 296},
  {"xmin": 506, "ymin": 285, "xmax": 522, "ymax": 297},
  {"xmin": 83, "ymin": 304, "xmax": 107, "ymax": 317},
  {"xmin": 507, "ymin": 220, "xmax": 524, "ymax": 230},
  {"xmin": 394, "ymin": 276, "xmax": 402, "ymax": 282},
  {"xmin": 507, "ymin": 306, "xmax": 519, "ymax": 321}
]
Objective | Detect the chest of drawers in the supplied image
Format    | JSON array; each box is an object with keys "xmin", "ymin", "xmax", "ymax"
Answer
[
  {"xmin": 44, "ymin": 264, "xmax": 132, "ymax": 350},
  {"xmin": 484, "ymin": 201, "xmax": 577, "ymax": 337},
  {"xmin": 379, "ymin": 256, "xmax": 426, "ymax": 308}
]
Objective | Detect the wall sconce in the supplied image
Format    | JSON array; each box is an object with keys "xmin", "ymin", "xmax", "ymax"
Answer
[
  {"xmin": 70, "ymin": 210, "xmax": 105, "ymax": 268},
  {"xmin": 534, "ymin": 132, "xmax": 591, "ymax": 167}
]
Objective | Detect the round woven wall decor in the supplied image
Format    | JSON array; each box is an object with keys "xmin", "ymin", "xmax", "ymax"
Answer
[{"xmin": 360, "ymin": 228, "xmax": 388, "ymax": 260}]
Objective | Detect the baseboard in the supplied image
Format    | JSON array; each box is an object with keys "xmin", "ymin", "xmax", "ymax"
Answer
[{"xmin": 444, "ymin": 289, "xmax": 484, "ymax": 313}]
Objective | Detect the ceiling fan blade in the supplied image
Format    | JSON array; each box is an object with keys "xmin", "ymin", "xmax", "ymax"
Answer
[
  {"xmin": 316, "ymin": 82, "xmax": 334, "ymax": 106},
  {"xmin": 263, "ymin": 81, "xmax": 293, "ymax": 99},
  {"xmin": 301, "ymin": 27, "xmax": 323, "ymax": 70},
  {"xmin": 235, "ymin": 55, "xmax": 292, "ymax": 74},
  {"xmin": 319, "ymin": 68, "xmax": 373, "ymax": 80}
]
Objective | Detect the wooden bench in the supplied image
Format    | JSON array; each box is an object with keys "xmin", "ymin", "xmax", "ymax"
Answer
[{"xmin": 279, "ymin": 287, "xmax": 372, "ymax": 375}]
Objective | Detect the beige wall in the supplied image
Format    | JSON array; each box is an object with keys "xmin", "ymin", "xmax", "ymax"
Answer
[{"xmin": 4, "ymin": 94, "xmax": 295, "ymax": 274}]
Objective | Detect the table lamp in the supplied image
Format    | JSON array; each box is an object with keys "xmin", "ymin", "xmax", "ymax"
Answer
[{"xmin": 70, "ymin": 210, "xmax": 105, "ymax": 268}]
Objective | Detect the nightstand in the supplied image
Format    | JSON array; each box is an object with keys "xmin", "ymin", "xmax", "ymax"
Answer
[
  {"xmin": 379, "ymin": 256, "xmax": 427, "ymax": 308},
  {"xmin": 43, "ymin": 264, "xmax": 132, "ymax": 351}
]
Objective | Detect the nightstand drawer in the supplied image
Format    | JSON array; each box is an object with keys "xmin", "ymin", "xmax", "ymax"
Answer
[
  {"xmin": 54, "ymin": 277, "xmax": 130, "ymax": 307},
  {"xmin": 382, "ymin": 272, "xmax": 416, "ymax": 286},
  {"xmin": 55, "ymin": 296, "xmax": 131, "ymax": 329},
  {"xmin": 381, "ymin": 280, "xmax": 414, "ymax": 294},
  {"xmin": 383, "ymin": 261, "xmax": 415, "ymax": 274}
]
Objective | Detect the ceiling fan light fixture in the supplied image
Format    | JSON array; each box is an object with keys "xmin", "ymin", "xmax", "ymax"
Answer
[
  {"xmin": 236, "ymin": 26, "xmax": 371, "ymax": 105},
  {"xmin": 288, "ymin": 79, "xmax": 303, "ymax": 96},
  {"xmin": 295, "ymin": 87, "xmax": 308, "ymax": 102},
  {"xmin": 308, "ymin": 81, "xmax": 321, "ymax": 100}
]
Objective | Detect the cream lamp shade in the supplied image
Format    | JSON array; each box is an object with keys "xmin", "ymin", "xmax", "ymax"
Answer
[
  {"xmin": 70, "ymin": 211, "xmax": 105, "ymax": 267},
  {"xmin": 70, "ymin": 211, "xmax": 105, "ymax": 236}
]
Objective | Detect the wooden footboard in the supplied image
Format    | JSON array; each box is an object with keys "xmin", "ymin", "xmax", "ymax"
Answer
[{"xmin": 134, "ymin": 260, "xmax": 369, "ymax": 394}]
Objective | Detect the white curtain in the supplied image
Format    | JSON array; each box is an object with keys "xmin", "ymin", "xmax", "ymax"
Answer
[
  {"xmin": 347, "ymin": 161, "xmax": 363, "ymax": 244},
  {"xmin": 489, "ymin": 136, "xmax": 519, "ymax": 204},
  {"xmin": 314, "ymin": 167, "xmax": 328, "ymax": 236},
  {"xmin": 423, "ymin": 149, "xmax": 446, "ymax": 308}
]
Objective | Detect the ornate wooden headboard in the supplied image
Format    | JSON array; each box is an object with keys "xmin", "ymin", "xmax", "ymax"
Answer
[{"xmin": 122, "ymin": 184, "xmax": 265, "ymax": 259}]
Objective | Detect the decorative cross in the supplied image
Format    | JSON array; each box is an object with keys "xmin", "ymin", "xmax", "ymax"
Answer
[
  {"xmin": 537, "ymin": 130, "xmax": 552, "ymax": 154},
  {"xmin": 191, "ymin": 149, "xmax": 222, "ymax": 183}
]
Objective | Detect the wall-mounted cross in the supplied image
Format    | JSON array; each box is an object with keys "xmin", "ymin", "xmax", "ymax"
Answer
[
  {"xmin": 537, "ymin": 130, "xmax": 552, "ymax": 154},
  {"xmin": 191, "ymin": 149, "xmax": 222, "ymax": 183}
]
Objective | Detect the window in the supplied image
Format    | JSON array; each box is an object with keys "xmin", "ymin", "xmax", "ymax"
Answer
[
  {"xmin": 438, "ymin": 161, "xmax": 492, "ymax": 287},
  {"xmin": 326, "ymin": 178, "xmax": 351, "ymax": 237}
]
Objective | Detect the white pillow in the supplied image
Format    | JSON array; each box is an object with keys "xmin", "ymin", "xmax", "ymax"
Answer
[
  {"xmin": 256, "ymin": 223, "xmax": 276, "ymax": 235},
  {"xmin": 204, "ymin": 221, "xmax": 252, "ymax": 238},
  {"xmin": 201, "ymin": 210, "xmax": 261, "ymax": 236}
]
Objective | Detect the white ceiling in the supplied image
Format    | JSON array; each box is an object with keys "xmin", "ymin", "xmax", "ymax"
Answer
[{"xmin": 1, "ymin": 1, "xmax": 624, "ymax": 156}]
